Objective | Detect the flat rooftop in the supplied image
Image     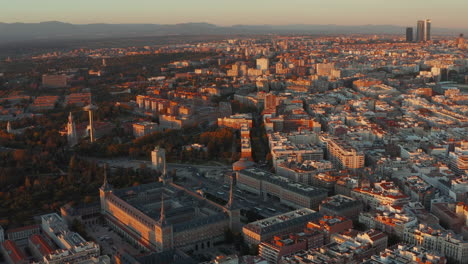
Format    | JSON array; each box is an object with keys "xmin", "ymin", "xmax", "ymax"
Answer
[
  {"xmin": 240, "ymin": 168, "xmax": 328, "ymax": 197},
  {"xmin": 243, "ymin": 208, "xmax": 320, "ymax": 235},
  {"xmin": 321, "ymin": 195, "xmax": 361, "ymax": 210}
]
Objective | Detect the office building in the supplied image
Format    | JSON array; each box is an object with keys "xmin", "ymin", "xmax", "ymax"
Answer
[
  {"xmin": 416, "ymin": 20, "xmax": 424, "ymax": 42},
  {"xmin": 6, "ymin": 225, "xmax": 40, "ymax": 243},
  {"xmin": 449, "ymin": 149, "xmax": 468, "ymax": 176},
  {"xmin": 42, "ymin": 74, "xmax": 67, "ymax": 88},
  {"xmin": 406, "ymin": 27, "xmax": 413, "ymax": 42},
  {"xmin": 425, "ymin": 19, "xmax": 432, "ymax": 41},
  {"xmin": 30, "ymin": 96, "xmax": 60, "ymax": 111},
  {"xmin": 275, "ymin": 160, "xmax": 333, "ymax": 186},
  {"xmin": 218, "ymin": 113, "xmax": 253, "ymax": 129},
  {"xmin": 241, "ymin": 137, "xmax": 253, "ymax": 160},
  {"xmin": 403, "ymin": 224, "xmax": 468, "ymax": 264},
  {"xmin": 332, "ymin": 229, "xmax": 388, "ymax": 254},
  {"xmin": 351, "ymin": 181, "xmax": 410, "ymax": 210},
  {"xmin": 65, "ymin": 93, "xmax": 91, "ymax": 107},
  {"xmin": 41, "ymin": 213, "xmax": 102, "ymax": 263},
  {"xmin": 359, "ymin": 209, "xmax": 417, "ymax": 239},
  {"xmin": 364, "ymin": 244, "xmax": 446, "ymax": 264},
  {"xmin": 316, "ymin": 63, "xmax": 335, "ymax": 77},
  {"xmin": 307, "ymin": 215, "xmax": 353, "ymax": 243},
  {"xmin": 401, "ymin": 176, "xmax": 436, "ymax": 209},
  {"xmin": 319, "ymin": 195, "xmax": 363, "ymax": 220},
  {"xmin": 257, "ymin": 58, "xmax": 269, "ymax": 71},
  {"xmin": 133, "ymin": 122, "xmax": 159, "ymax": 138},
  {"xmin": 416, "ymin": 19, "xmax": 431, "ymax": 42},
  {"xmin": 237, "ymin": 168, "xmax": 328, "ymax": 210},
  {"xmin": 242, "ymin": 208, "xmax": 320, "ymax": 245},
  {"xmin": 259, "ymin": 235, "xmax": 308, "ymax": 264},
  {"xmin": 321, "ymin": 136, "xmax": 365, "ymax": 169},
  {"xmin": 431, "ymin": 202, "xmax": 467, "ymax": 236},
  {"xmin": 280, "ymin": 230, "xmax": 387, "ymax": 264}
]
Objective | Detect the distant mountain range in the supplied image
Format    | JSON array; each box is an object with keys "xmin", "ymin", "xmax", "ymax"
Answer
[{"xmin": 0, "ymin": 21, "xmax": 466, "ymax": 44}]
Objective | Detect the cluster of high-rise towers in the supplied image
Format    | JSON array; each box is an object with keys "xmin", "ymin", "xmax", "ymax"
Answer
[{"xmin": 406, "ymin": 19, "xmax": 431, "ymax": 42}]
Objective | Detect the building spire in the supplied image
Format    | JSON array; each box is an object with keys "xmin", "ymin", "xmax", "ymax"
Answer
[
  {"xmin": 159, "ymin": 193, "xmax": 167, "ymax": 225},
  {"xmin": 226, "ymin": 172, "xmax": 235, "ymax": 209},
  {"xmin": 101, "ymin": 163, "xmax": 112, "ymax": 191}
]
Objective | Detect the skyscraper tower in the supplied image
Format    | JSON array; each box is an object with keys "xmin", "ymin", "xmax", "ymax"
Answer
[
  {"xmin": 416, "ymin": 20, "xmax": 425, "ymax": 42},
  {"xmin": 416, "ymin": 19, "xmax": 431, "ymax": 42},
  {"xmin": 83, "ymin": 104, "xmax": 98, "ymax": 143},
  {"xmin": 67, "ymin": 112, "xmax": 78, "ymax": 147},
  {"xmin": 457, "ymin": 34, "xmax": 465, "ymax": 49},
  {"xmin": 406, "ymin": 27, "xmax": 414, "ymax": 42},
  {"xmin": 425, "ymin": 19, "xmax": 431, "ymax": 41}
]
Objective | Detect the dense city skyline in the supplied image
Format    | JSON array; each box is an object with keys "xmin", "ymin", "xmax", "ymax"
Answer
[
  {"xmin": 2, "ymin": 0, "xmax": 468, "ymax": 29},
  {"xmin": 1, "ymin": 1, "xmax": 468, "ymax": 264}
]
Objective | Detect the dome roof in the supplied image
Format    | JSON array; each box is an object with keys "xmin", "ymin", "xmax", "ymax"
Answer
[{"xmin": 233, "ymin": 158, "xmax": 255, "ymax": 171}]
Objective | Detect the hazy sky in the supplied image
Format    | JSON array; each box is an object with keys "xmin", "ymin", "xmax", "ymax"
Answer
[{"xmin": 3, "ymin": 0, "xmax": 468, "ymax": 28}]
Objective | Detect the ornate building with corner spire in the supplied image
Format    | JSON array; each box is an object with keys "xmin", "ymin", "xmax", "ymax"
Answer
[
  {"xmin": 99, "ymin": 164, "xmax": 113, "ymax": 215},
  {"xmin": 225, "ymin": 172, "xmax": 241, "ymax": 233},
  {"xmin": 100, "ymin": 157, "xmax": 240, "ymax": 253},
  {"xmin": 67, "ymin": 112, "xmax": 78, "ymax": 147}
]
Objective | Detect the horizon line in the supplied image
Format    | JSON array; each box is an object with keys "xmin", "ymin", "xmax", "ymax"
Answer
[{"xmin": 1, "ymin": 20, "xmax": 467, "ymax": 29}]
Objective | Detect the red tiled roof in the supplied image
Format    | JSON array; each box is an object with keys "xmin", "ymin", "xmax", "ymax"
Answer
[
  {"xmin": 1, "ymin": 240, "xmax": 27, "ymax": 263},
  {"xmin": 29, "ymin": 234, "xmax": 55, "ymax": 256}
]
